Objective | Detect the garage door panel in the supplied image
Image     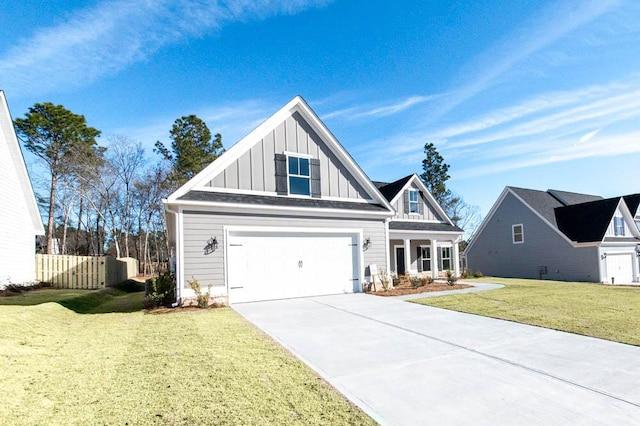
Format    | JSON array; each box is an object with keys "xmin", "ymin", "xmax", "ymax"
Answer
[
  {"xmin": 605, "ymin": 254, "xmax": 633, "ymax": 284},
  {"xmin": 228, "ymin": 232, "xmax": 360, "ymax": 303}
]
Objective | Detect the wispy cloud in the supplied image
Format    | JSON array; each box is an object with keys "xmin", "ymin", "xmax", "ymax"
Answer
[
  {"xmin": 0, "ymin": 0, "xmax": 331, "ymax": 97},
  {"xmin": 431, "ymin": 0, "xmax": 622, "ymax": 120},
  {"xmin": 322, "ymin": 94, "xmax": 437, "ymax": 120}
]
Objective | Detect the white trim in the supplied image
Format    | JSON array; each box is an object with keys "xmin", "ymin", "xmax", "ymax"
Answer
[
  {"xmin": 190, "ymin": 186, "xmax": 374, "ymax": 204},
  {"xmin": 177, "ymin": 206, "xmax": 185, "ymax": 301},
  {"xmin": 283, "ymin": 150, "xmax": 312, "ymax": 159},
  {"xmin": 512, "ymin": 223, "xmax": 524, "ymax": 244},
  {"xmin": 384, "ymin": 218, "xmax": 390, "ymax": 273},
  {"xmin": 391, "ymin": 218, "xmax": 442, "ymax": 224}
]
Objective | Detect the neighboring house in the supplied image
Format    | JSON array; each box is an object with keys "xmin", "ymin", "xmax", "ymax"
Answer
[
  {"xmin": 164, "ymin": 96, "xmax": 461, "ymax": 304},
  {"xmin": 374, "ymin": 175, "xmax": 463, "ymax": 278},
  {"xmin": 0, "ymin": 90, "xmax": 45, "ymax": 286},
  {"xmin": 465, "ymin": 187, "xmax": 640, "ymax": 284}
]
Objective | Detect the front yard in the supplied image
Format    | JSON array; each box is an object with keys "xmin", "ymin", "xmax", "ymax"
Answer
[
  {"xmin": 412, "ymin": 277, "xmax": 640, "ymax": 346},
  {"xmin": 0, "ymin": 289, "xmax": 374, "ymax": 425}
]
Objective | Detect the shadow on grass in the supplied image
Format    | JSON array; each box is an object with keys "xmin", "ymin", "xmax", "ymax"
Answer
[{"xmin": 0, "ymin": 280, "xmax": 146, "ymax": 314}]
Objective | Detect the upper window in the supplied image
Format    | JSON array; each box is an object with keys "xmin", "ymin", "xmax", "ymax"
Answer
[
  {"xmin": 512, "ymin": 224, "xmax": 524, "ymax": 244},
  {"xmin": 614, "ymin": 217, "xmax": 625, "ymax": 236},
  {"xmin": 409, "ymin": 189, "xmax": 419, "ymax": 213},
  {"xmin": 288, "ymin": 156, "xmax": 310, "ymax": 196}
]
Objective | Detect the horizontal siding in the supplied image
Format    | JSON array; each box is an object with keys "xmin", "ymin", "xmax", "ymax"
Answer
[
  {"xmin": 181, "ymin": 211, "xmax": 387, "ymax": 293},
  {"xmin": 207, "ymin": 112, "xmax": 371, "ymax": 200},
  {"xmin": 466, "ymin": 192, "xmax": 600, "ymax": 282}
]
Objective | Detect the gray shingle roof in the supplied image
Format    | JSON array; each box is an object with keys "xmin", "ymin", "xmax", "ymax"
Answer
[
  {"xmin": 178, "ymin": 190, "xmax": 390, "ymax": 212},
  {"xmin": 389, "ymin": 221, "xmax": 463, "ymax": 233}
]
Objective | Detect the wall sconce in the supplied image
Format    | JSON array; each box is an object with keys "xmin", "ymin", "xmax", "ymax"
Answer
[
  {"xmin": 601, "ymin": 253, "xmax": 607, "ymax": 260},
  {"xmin": 363, "ymin": 237, "xmax": 371, "ymax": 250},
  {"xmin": 204, "ymin": 236, "xmax": 218, "ymax": 255}
]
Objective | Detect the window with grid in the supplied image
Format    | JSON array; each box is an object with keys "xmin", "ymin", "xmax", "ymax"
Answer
[
  {"xmin": 288, "ymin": 156, "xmax": 310, "ymax": 196},
  {"xmin": 409, "ymin": 189, "xmax": 419, "ymax": 213},
  {"xmin": 614, "ymin": 217, "xmax": 625, "ymax": 236},
  {"xmin": 512, "ymin": 224, "xmax": 524, "ymax": 244}
]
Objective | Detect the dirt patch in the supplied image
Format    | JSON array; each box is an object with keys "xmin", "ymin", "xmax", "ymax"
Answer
[{"xmin": 367, "ymin": 281, "xmax": 472, "ymax": 297}]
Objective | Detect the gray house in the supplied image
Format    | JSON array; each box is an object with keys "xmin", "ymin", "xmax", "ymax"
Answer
[
  {"xmin": 164, "ymin": 96, "xmax": 462, "ymax": 304},
  {"xmin": 465, "ymin": 187, "xmax": 640, "ymax": 284}
]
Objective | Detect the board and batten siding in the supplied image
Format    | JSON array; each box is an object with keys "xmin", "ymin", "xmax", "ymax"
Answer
[
  {"xmin": 393, "ymin": 182, "xmax": 443, "ymax": 221},
  {"xmin": 206, "ymin": 112, "xmax": 370, "ymax": 200},
  {"xmin": 466, "ymin": 192, "xmax": 599, "ymax": 282},
  {"xmin": 181, "ymin": 211, "xmax": 386, "ymax": 292}
]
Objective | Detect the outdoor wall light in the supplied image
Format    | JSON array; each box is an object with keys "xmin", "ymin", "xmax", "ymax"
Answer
[
  {"xmin": 601, "ymin": 253, "xmax": 607, "ymax": 260},
  {"xmin": 363, "ymin": 237, "xmax": 371, "ymax": 250},
  {"xmin": 204, "ymin": 236, "xmax": 218, "ymax": 255}
]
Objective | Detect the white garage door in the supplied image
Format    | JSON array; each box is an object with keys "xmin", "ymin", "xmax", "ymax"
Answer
[
  {"xmin": 605, "ymin": 254, "xmax": 634, "ymax": 284},
  {"xmin": 227, "ymin": 231, "xmax": 360, "ymax": 303}
]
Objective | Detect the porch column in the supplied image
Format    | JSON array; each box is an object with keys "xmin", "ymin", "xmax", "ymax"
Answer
[
  {"xmin": 452, "ymin": 241, "xmax": 460, "ymax": 277},
  {"xmin": 431, "ymin": 239, "xmax": 438, "ymax": 279},
  {"xmin": 404, "ymin": 239, "xmax": 411, "ymax": 275}
]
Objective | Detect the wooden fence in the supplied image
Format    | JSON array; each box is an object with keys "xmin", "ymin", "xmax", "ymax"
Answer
[{"xmin": 35, "ymin": 255, "xmax": 139, "ymax": 289}]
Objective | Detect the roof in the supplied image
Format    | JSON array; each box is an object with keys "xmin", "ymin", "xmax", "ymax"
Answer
[
  {"xmin": 178, "ymin": 190, "xmax": 390, "ymax": 212},
  {"xmin": 555, "ymin": 197, "xmax": 620, "ymax": 243},
  {"xmin": 0, "ymin": 90, "xmax": 44, "ymax": 234},
  {"xmin": 375, "ymin": 175, "xmax": 412, "ymax": 202},
  {"xmin": 623, "ymin": 194, "xmax": 640, "ymax": 216},
  {"xmin": 389, "ymin": 221, "xmax": 463, "ymax": 233},
  {"xmin": 547, "ymin": 189, "xmax": 603, "ymax": 206}
]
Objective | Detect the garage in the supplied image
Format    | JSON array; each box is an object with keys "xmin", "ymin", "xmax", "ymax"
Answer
[
  {"xmin": 226, "ymin": 230, "xmax": 361, "ymax": 303},
  {"xmin": 605, "ymin": 253, "xmax": 634, "ymax": 284}
]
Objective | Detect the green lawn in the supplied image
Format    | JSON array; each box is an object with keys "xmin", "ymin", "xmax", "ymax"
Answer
[
  {"xmin": 412, "ymin": 277, "xmax": 640, "ymax": 346},
  {"xmin": 0, "ymin": 289, "xmax": 374, "ymax": 425}
]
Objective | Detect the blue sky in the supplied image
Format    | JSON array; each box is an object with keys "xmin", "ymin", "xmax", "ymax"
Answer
[{"xmin": 2, "ymin": 0, "xmax": 640, "ymax": 216}]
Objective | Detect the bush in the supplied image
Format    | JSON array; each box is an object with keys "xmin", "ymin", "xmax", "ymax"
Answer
[
  {"xmin": 378, "ymin": 270, "xmax": 390, "ymax": 291},
  {"xmin": 427, "ymin": 276, "xmax": 434, "ymax": 285},
  {"xmin": 188, "ymin": 277, "xmax": 211, "ymax": 308},
  {"xmin": 409, "ymin": 276, "xmax": 422, "ymax": 288},
  {"xmin": 462, "ymin": 268, "xmax": 473, "ymax": 279},
  {"xmin": 145, "ymin": 271, "xmax": 176, "ymax": 307},
  {"xmin": 474, "ymin": 271, "xmax": 484, "ymax": 278},
  {"xmin": 446, "ymin": 270, "xmax": 458, "ymax": 286}
]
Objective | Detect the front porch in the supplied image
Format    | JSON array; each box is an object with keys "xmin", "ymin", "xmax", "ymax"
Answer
[{"xmin": 389, "ymin": 238, "xmax": 460, "ymax": 278}]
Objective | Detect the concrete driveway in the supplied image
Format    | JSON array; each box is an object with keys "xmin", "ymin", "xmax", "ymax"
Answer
[{"xmin": 234, "ymin": 293, "xmax": 640, "ymax": 425}]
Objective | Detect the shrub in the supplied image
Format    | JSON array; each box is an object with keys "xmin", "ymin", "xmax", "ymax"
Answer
[
  {"xmin": 145, "ymin": 271, "xmax": 176, "ymax": 307},
  {"xmin": 446, "ymin": 270, "xmax": 458, "ymax": 286},
  {"xmin": 378, "ymin": 270, "xmax": 390, "ymax": 291},
  {"xmin": 427, "ymin": 276, "xmax": 434, "ymax": 285},
  {"xmin": 409, "ymin": 276, "xmax": 422, "ymax": 288},
  {"xmin": 188, "ymin": 277, "xmax": 211, "ymax": 308},
  {"xmin": 462, "ymin": 268, "xmax": 473, "ymax": 279},
  {"xmin": 474, "ymin": 271, "xmax": 484, "ymax": 278}
]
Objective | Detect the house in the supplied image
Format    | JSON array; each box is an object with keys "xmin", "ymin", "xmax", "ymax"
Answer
[
  {"xmin": 164, "ymin": 96, "xmax": 462, "ymax": 304},
  {"xmin": 374, "ymin": 175, "xmax": 463, "ymax": 278},
  {"xmin": 465, "ymin": 187, "xmax": 640, "ymax": 284},
  {"xmin": 0, "ymin": 90, "xmax": 45, "ymax": 286}
]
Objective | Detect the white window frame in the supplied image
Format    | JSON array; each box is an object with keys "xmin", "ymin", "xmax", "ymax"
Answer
[
  {"xmin": 287, "ymin": 154, "xmax": 311, "ymax": 196},
  {"xmin": 409, "ymin": 189, "xmax": 419, "ymax": 214},
  {"xmin": 420, "ymin": 245, "xmax": 431, "ymax": 271},
  {"xmin": 440, "ymin": 247, "xmax": 451, "ymax": 271},
  {"xmin": 614, "ymin": 217, "xmax": 625, "ymax": 236},
  {"xmin": 512, "ymin": 224, "xmax": 524, "ymax": 244}
]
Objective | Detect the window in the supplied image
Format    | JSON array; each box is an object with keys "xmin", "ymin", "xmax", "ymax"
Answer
[
  {"xmin": 288, "ymin": 156, "xmax": 310, "ymax": 196},
  {"xmin": 512, "ymin": 224, "xmax": 524, "ymax": 244},
  {"xmin": 614, "ymin": 217, "xmax": 625, "ymax": 236},
  {"xmin": 420, "ymin": 246, "xmax": 431, "ymax": 271},
  {"xmin": 440, "ymin": 247, "xmax": 451, "ymax": 271},
  {"xmin": 409, "ymin": 189, "xmax": 419, "ymax": 213}
]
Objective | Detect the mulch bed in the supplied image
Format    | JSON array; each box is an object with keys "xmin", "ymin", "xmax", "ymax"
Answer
[{"xmin": 367, "ymin": 281, "xmax": 472, "ymax": 297}]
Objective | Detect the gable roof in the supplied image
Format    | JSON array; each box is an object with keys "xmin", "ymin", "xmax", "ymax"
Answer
[
  {"xmin": 555, "ymin": 197, "xmax": 621, "ymax": 243},
  {"xmin": 623, "ymin": 194, "xmax": 640, "ymax": 217},
  {"xmin": 0, "ymin": 90, "xmax": 44, "ymax": 234},
  {"xmin": 375, "ymin": 175, "xmax": 412, "ymax": 202},
  {"xmin": 166, "ymin": 96, "xmax": 394, "ymax": 212}
]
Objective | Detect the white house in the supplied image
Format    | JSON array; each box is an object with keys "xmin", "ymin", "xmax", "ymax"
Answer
[{"xmin": 0, "ymin": 90, "xmax": 45, "ymax": 286}]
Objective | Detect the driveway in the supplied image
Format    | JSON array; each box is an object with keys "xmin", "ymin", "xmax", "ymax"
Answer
[{"xmin": 234, "ymin": 293, "xmax": 640, "ymax": 425}]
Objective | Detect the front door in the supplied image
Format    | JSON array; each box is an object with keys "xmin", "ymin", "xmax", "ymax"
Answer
[{"xmin": 396, "ymin": 247, "xmax": 406, "ymax": 275}]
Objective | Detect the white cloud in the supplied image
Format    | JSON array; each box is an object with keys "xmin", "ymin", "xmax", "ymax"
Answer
[
  {"xmin": 579, "ymin": 129, "xmax": 601, "ymax": 143},
  {"xmin": 0, "ymin": 0, "xmax": 331, "ymax": 96},
  {"xmin": 322, "ymin": 94, "xmax": 438, "ymax": 120}
]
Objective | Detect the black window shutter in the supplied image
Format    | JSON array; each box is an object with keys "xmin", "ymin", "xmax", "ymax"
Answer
[
  {"xmin": 310, "ymin": 158, "xmax": 321, "ymax": 198},
  {"xmin": 416, "ymin": 247, "xmax": 422, "ymax": 272},
  {"xmin": 275, "ymin": 154, "xmax": 287, "ymax": 195},
  {"xmin": 404, "ymin": 190, "xmax": 410, "ymax": 213}
]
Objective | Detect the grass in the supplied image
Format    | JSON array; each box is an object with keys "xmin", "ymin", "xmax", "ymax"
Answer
[
  {"xmin": 412, "ymin": 277, "xmax": 640, "ymax": 346},
  {"xmin": 0, "ymin": 288, "xmax": 374, "ymax": 425}
]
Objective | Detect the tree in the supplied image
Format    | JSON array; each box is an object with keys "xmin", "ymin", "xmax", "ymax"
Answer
[
  {"xmin": 14, "ymin": 103, "xmax": 102, "ymax": 254},
  {"xmin": 155, "ymin": 115, "xmax": 224, "ymax": 187},
  {"xmin": 420, "ymin": 142, "xmax": 451, "ymax": 205}
]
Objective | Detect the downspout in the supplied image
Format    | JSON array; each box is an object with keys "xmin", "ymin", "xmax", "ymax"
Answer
[{"xmin": 163, "ymin": 202, "xmax": 182, "ymax": 305}]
